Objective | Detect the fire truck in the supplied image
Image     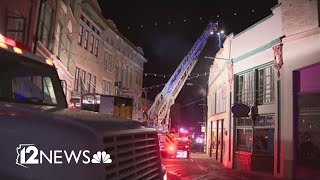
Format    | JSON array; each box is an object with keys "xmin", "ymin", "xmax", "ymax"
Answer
[
  {"xmin": 150, "ymin": 22, "xmax": 218, "ymax": 158},
  {"xmin": 158, "ymin": 128, "xmax": 191, "ymax": 159},
  {"xmin": 0, "ymin": 34, "xmax": 166, "ymax": 180},
  {"xmin": 148, "ymin": 22, "xmax": 218, "ymax": 132}
]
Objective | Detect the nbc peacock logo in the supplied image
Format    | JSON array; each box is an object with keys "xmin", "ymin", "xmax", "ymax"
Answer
[{"xmin": 91, "ymin": 151, "xmax": 112, "ymax": 164}]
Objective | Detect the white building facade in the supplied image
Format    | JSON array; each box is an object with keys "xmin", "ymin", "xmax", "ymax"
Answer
[{"xmin": 207, "ymin": 1, "xmax": 320, "ymax": 179}]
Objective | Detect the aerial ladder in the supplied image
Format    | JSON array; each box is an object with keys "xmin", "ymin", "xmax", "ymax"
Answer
[{"xmin": 148, "ymin": 22, "xmax": 218, "ymax": 132}]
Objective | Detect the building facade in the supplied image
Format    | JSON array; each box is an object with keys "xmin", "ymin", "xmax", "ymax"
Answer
[
  {"xmin": 207, "ymin": 1, "xmax": 320, "ymax": 179},
  {"xmin": 0, "ymin": 0, "xmax": 148, "ymax": 121},
  {"xmin": 69, "ymin": 0, "xmax": 147, "ymax": 121},
  {"xmin": 206, "ymin": 36, "xmax": 233, "ymax": 168}
]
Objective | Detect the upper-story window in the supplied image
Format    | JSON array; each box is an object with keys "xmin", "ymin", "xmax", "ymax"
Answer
[
  {"xmin": 78, "ymin": 14, "xmax": 100, "ymax": 56},
  {"xmin": 236, "ymin": 65, "xmax": 274, "ymax": 106},
  {"xmin": 38, "ymin": 2, "xmax": 54, "ymax": 51},
  {"xmin": 215, "ymin": 86, "xmax": 227, "ymax": 114},
  {"xmin": 93, "ymin": 38, "xmax": 99, "ymax": 56},
  {"xmin": 84, "ymin": 30, "xmax": 89, "ymax": 49},
  {"xmin": 236, "ymin": 71, "xmax": 254, "ymax": 105},
  {"xmin": 108, "ymin": 54, "xmax": 112, "ymax": 72},
  {"xmin": 257, "ymin": 66, "xmax": 274, "ymax": 104},
  {"xmin": 104, "ymin": 52, "xmax": 112, "ymax": 72},
  {"xmin": 89, "ymin": 34, "xmax": 94, "ymax": 53},
  {"xmin": 78, "ymin": 25, "xmax": 83, "ymax": 45},
  {"xmin": 6, "ymin": 10, "xmax": 25, "ymax": 44},
  {"xmin": 74, "ymin": 67, "xmax": 80, "ymax": 91}
]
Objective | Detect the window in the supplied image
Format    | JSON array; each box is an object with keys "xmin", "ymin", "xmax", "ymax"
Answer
[
  {"xmin": 236, "ymin": 128, "xmax": 253, "ymax": 152},
  {"xmin": 236, "ymin": 71, "xmax": 254, "ymax": 105},
  {"xmin": 84, "ymin": 30, "xmax": 89, "ymax": 49},
  {"xmin": 130, "ymin": 68, "xmax": 133, "ymax": 88},
  {"xmin": 94, "ymin": 38, "xmax": 99, "ymax": 56},
  {"xmin": 74, "ymin": 68, "xmax": 80, "ymax": 91},
  {"xmin": 104, "ymin": 52, "xmax": 108, "ymax": 70},
  {"xmin": 253, "ymin": 116, "xmax": 274, "ymax": 154},
  {"xmin": 236, "ymin": 66, "xmax": 275, "ymax": 106},
  {"xmin": 108, "ymin": 54, "xmax": 112, "ymax": 71},
  {"xmin": 257, "ymin": 66, "xmax": 274, "ymax": 104},
  {"xmin": 135, "ymin": 71, "xmax": 138, "ymax": 84},
  {"xmin": 102, "ymin": 80, "xmax": 106, "ymax": 94},
  {"xmin": 115, "ymin": 60, "xmax": 120, "ymax": 81},
  {"xmin": 107, "ymin": 82, "xmax": 111, "ymax": 94},
  {"xmin": 92, "ymin": 76, "xmax": 96, "ymax": 93},
  {"xmin": 253, "ymin": 129, "xmax": 274, "ymax": 154},
  {"xmin": 38, "ymin": 2, "xmax": 54, "ymax": 50},
  {"xmin": 89, "ymin": 34, "xmax": 94, "ymax": 53},
  {"xmin": 81, "ymin": 70, "xmax": 86, "ymax": 92},
  {"xmin": 236, "ymin": 117, "xmax": 253, "ymax": 152},
  {"xmin": 125, "ymin": 66, "xmax": 128, "ymax": 87},
  {"xmin": 66, "ymin": 37, "xmax": 71, "ymax": 70},
  {"xmin": 87, "ymin": 73, "xmax": 91, "ymax": 93},
  {"xmin": 78, "ymin": 25, "xmax": 83, "ymax": 45},
  {"xmin": 215, "ymin": 86, "xmax": 226, "ymax": 113},
  {"xmin": 121, "ymin": 64, "xmax": 124, "ymax": 83},
  {"xmin": 6, "ymin": 10, "xmax": 25, "ymax": 44},
  {"xmin": 57, "ymin": 22, "xmax": 63, "ymax": 59}
]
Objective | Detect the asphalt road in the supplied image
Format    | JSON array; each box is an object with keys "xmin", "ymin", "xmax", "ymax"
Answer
[{"xmin": 162, "ymin": 153, "xmax": 281, "ymax": 180}]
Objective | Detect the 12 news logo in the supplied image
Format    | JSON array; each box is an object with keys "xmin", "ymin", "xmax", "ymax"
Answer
[{"xmin": 16, "ymin": 144, "xmax": 112, "ymax": 168}]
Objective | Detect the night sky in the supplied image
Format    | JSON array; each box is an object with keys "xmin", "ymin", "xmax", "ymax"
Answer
[{"xmin": 98, "ymin": 0, "xmax": 278, "ymax": 128}]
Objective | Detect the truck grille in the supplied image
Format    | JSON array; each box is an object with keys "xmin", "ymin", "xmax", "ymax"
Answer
[{"xmin": 103, "ymin": 130, "xmax": 162, "ymax": 180}]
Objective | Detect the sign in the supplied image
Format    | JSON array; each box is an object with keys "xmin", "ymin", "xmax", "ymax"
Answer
[{"xmin": 231, "ymin": 103, "xmax": 250, "ymax": 118}]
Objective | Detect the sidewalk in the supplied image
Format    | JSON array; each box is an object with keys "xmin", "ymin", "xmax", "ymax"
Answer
[{"xmin": 190, "ymin": 153, "xmax": 285, "ymax": 180}]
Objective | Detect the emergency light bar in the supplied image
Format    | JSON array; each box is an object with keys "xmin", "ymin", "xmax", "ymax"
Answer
[{"xmin": 0, "ymin": 33, "xmax": 54, "ymax": 66}]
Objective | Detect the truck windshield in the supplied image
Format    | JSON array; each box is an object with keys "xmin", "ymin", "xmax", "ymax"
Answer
[{"xmin": 0, "ymin": 52, "xmax": 61, "ymax": 106}]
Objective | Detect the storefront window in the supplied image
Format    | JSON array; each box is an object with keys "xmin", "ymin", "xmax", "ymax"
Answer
[
  {"xmin": 253, "ymin": 129, "xmax": 274, "ymax": 154},
  {"xmin": 253, "ymin": 115, "xmax": 274, "ymax": 154},
  {"xmin": 236, "ymin": 117, "xmax": 253, "ymax": 152},
  {"xmin": 237, "ymin": 129, "xmax": 253, "ymax": 152}
]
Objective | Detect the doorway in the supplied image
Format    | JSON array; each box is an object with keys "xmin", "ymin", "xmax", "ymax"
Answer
[
  {"xmin": 210, "ymin": 119, "xmax": 224, "ymax": 162},
  {"xmin": 294, "ymin": 63, "xmax": 320, "ymax": 180}
]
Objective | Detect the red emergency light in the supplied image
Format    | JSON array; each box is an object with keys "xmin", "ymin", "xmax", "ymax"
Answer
[{"xmin": 0, "ymin": 34, "xmax": 16, "ymax": 47}]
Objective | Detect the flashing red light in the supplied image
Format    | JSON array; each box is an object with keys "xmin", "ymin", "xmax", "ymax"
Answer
[
  {"xmin": 0, "ymin": 34, "xmax": 16, "ymax": 47},
  {"xmin": 168, "ymin": 145, "xmax": 175, "ymax": 152},
  {"xmin": 178, "ymin": 137, "xmax": 188, "ymax": 141}
]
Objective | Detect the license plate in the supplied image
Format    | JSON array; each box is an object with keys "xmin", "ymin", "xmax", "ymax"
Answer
[{"xmin": 176, "ymin": 150, "xmax": 187, "ymax": 158}]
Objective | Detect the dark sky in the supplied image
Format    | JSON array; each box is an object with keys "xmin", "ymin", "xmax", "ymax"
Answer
[{"xmin": 98, "ymin": 0, "xmax": 278, "ymax": 128}]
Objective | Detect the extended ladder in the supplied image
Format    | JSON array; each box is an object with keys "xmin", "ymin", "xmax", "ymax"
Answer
[{"xmin": 148, "ymin": 22, "xmax": 218, "ymax": 132}]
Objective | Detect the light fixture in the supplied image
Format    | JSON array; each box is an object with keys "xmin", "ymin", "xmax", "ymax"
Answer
[{"xmin": 210, "ymin": 31, "xmax": 214, "ymax": 35}]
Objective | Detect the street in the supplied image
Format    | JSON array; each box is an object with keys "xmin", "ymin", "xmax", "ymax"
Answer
[{"xmin": 162, "ymin": 153, "xmax": 279, "ymax": 180}]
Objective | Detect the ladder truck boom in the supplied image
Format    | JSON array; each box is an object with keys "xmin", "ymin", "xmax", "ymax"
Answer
[{"xmin": 148, "ymin": 22, "xmax": 218, "ymax": 132}]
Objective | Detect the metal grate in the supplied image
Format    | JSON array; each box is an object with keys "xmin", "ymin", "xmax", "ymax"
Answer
[{"xmin": 103, "ymin": 130, "xmax": 162, "ymax": 180}]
